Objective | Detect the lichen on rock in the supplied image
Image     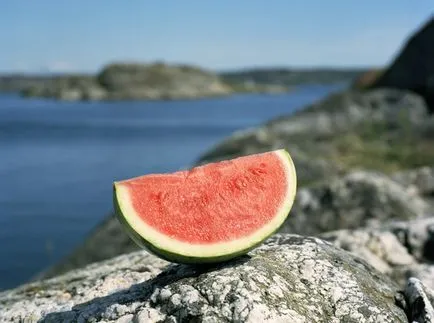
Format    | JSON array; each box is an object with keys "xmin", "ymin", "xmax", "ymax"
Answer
[{"xmin": 321, "ymin": 217, "xmax": 434, "ymax": 292}]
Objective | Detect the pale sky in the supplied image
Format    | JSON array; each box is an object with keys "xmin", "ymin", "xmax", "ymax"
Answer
[{"xmin": 0, "ymin": 1, "xmax": 432, "ymax": 73}]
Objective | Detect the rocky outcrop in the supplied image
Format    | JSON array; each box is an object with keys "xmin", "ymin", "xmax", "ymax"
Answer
[
  {"xmin": 322, "ymin": 217, "xmax": 434, "ymax": 288},
  {"xmin": 0, "ymin": 234, "xmax": 409, "ymax": 322},
  {"xmin": 282, "ymin": 171, "xmax": 429, "ymax": 235},
  {"xmin": 368, "ymin": 16, "xmax": 434, "ymax": 112},
  {"xmin": 320, "ymin": 216, "xmax": 434, "ymax": 321}
]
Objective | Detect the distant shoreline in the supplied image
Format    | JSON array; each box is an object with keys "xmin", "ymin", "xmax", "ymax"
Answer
[{"xmin": 0, "ymin": 63, "xmax": 369, "ymax": 101}]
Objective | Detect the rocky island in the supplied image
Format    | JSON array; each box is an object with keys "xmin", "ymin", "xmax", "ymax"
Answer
[
  {"xmin": 1, "ymin": 16, "xmax": 434, "ymax": 323},
  {"xmin": 20, "ymin": 63, "xmax": 234, "ymax": 101}
]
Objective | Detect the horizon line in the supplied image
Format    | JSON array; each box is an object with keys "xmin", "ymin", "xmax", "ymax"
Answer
[{"xmin": 0, "ymin": 63, "xmax": 381, "ymax": 77}]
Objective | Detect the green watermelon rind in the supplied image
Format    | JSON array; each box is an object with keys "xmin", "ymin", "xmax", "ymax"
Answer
[
  {"xmin": 114, "ymin": 196, "xmax": 257, "ymax": 263},
  {"xmin": 113, "ymin": 149, "xmax": 296, "ymax": 264}
]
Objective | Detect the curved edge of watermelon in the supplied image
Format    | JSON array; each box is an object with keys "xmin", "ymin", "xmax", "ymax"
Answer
[{"xmin": 113, "ymin": 149, "xmax": 297, "ymax": 264}]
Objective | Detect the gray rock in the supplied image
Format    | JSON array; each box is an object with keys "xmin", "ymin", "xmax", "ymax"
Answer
[
  {"xmin": 400, "ymin": 278, "xmax": 434, "ymax": 323},
  {"xmin": 0, "ymin": 234, "xmax": 407, "ymax": 322},
  {"xmin": 321, "ymin": 228, "xmax": 416, "ymax": 276},
  {"xmin": 386, "ymin": 217, "xmax": 434, "ymax": 262},
  {"xmin": 393, "ymin": 166, "xmax": 434, "ymax": 197},
  {"xmin": 202, "ymin": 89, "xmax": 428, "ymax": 155},
  {"xmin": 321, "ymin": 217, "xmax": 434, "ymax": 289},
  {"xmin": 282, "ymin": 171, "xmax": 429, "ymax": 235}
]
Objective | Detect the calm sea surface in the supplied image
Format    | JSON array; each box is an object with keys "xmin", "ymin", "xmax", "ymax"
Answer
[{"xmin": 0, "ymin": 84, "xmax": 344, "ymax": 290}]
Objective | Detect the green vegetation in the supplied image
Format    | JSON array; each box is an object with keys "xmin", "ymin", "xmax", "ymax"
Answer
[{"xmin": 329, "ymin": 121, "xmax": 434, "ymax": 173}]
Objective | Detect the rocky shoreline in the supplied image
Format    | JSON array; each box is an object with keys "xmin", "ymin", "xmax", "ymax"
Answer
[{"xmin": 1, "ymin": 15, "xmax": 433, "ymax": 323}]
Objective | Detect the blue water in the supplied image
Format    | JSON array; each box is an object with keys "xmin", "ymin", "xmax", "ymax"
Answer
[{"xmin": 0, "ymin": 84, "xmax": 343, "ymax": 290}]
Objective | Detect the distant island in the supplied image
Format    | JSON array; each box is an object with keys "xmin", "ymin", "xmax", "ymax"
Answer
[{"xmin": 0, "ymin": 63, "xmax": 369, "ymax": 101}]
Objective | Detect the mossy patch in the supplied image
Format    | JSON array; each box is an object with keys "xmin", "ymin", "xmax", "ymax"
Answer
[
  {"xmin": 284, "ymin": 117, "xmax": 434, "ymax": 188},
  {"xmin": 328, "ymin": 121, "xmax": 434, "ymax": 173}
]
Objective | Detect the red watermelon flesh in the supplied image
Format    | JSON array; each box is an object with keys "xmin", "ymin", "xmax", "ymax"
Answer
[{"xmin": 114, "ymin": 149, "xmax": 296, "ymax": 263}]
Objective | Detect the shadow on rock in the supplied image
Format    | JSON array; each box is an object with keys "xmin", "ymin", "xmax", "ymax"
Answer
[{"xmin": 40, "ymin": 256, "xmax": 251, "ymax": 322}]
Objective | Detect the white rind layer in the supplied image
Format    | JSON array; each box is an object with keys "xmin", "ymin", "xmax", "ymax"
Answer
[{"xmin": 114, "ymin": 149, "xmax": 297, "ymax": 258}]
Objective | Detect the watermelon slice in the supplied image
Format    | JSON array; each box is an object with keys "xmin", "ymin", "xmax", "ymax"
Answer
[{"xmin": 113, "ymin": 149, "xmax": 296, "ymax": 263}]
